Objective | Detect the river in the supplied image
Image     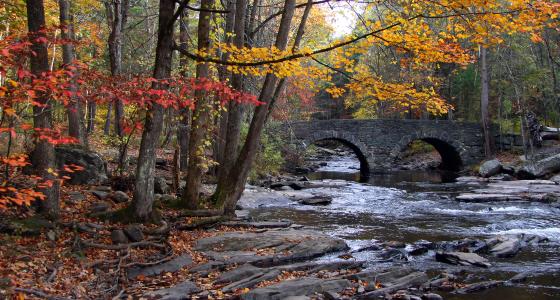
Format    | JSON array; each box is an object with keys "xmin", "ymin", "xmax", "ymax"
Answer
[{"xmin": 242, "ymin": 155, "xmax": 560, "ymax": 299}]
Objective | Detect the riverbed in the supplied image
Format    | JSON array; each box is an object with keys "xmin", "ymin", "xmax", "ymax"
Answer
[{"xmin": 239, "ymin": 156, "xmax": 560, "ymax": 299}]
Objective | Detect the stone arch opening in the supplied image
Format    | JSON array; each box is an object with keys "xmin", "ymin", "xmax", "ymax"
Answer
[
  {"xmin": 305, "ymin": 136, "xmax": 370, "ymax": 177},
  {"xmin": 398, "ymin": 138, "xmax": 463, "ymax": 171}
]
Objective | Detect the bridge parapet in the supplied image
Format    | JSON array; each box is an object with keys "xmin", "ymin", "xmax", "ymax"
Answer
[{"xmin": 282, "ymin": 119, "xmax": 486, "ymax": 172}]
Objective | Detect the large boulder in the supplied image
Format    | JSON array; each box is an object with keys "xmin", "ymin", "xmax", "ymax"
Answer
[
  {"xmin": 479, "ymin": 159, "xmax": 502, "ymax": 178},
  {"xmin": 55, "ymin": 146, "xmax": 108, "ymax": 185},
  {"xmin": 517, "ymin": 153, "xmax": 560, "ymax": 179}
]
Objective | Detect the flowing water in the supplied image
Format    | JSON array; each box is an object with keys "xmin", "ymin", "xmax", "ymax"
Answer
[{"xmin": 244, "ymin": 155, "xmax": 560, "ymax": 299}]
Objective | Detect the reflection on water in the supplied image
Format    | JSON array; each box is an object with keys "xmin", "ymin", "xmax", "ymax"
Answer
[{"xmin": 246, "ymin": 155, "xmax": 560, "ymax": 300}]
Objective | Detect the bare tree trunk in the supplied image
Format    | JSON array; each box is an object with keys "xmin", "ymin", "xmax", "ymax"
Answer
[
  {"xmin": 267, "ymin": 0, "xmax": 312, "ymax": 117},
  {"xmin": 177, "ymin": 8, "xmax": 190, "ymax": 171},
  {"xmin": 26, "ymin": 0, "xmax": 60, "ymax": 220},
  {"xmin": 128, "ymin": 0, "xmax": 175, "ymax": 221},
  {"xmin": 181, "ymin": 0, "xmax": 213, "ymax": 209},
  {"xmin": 480, "ymin": 46, "xmax": 492, "ymax": 157},
  {"xmin": 214, "ymin": 0, "xmax": 236, "ymax": 175},
  {"xmin": 103, "ymin": 103, "xmax": 112, "ymax": 135},
  {"xmin": 87, "ymin": 100, "xmax": 96, "ymax": 133},
  {"xmin": 213, "ymin": 0, "xmax": 296, "ymax": 215},
  {"xmin": 59, "ymin": 0, "xmax": 87, "ymax": 146},
  {"xmin": 105, "ymin": 0, "xmax": 128, "ymax": 137},
  {"xmin": 216, "ymin": 0, "xmax": 246, "ymax": 185}
]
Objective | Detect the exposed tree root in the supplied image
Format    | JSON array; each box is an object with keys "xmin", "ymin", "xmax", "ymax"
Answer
[{"xmin": 174, "ymin": 215, "xmax": 231, "ymax": 230}]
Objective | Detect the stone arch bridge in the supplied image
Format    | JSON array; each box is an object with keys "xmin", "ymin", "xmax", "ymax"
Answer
[{"xmin": 283, "ymin": 119, "xmax": 486, "ymax": 176}]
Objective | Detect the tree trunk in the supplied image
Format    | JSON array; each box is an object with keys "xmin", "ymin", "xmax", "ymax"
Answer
[
  {"xmin": 216, "ymin": 0, "xmax": 246, "ymax": 185},
  {"xmin": 59, "ymin": 0, "xmax": 87, "ymax": 146},
  {"xmin": 177, "ymin": 8, "xmax": 190, "ymax": 171},
  {"xmin": 87, "ymin": 100, "xmax": 96, "ymax": 133},
  {"xmin": 214, "ymin": 0, "xmax": 236, "ymax": 175},
  {"xmin": 213, "ymin": 0, "xmax": 296, "ymax": 215},
  {"xmin": 105, "ymin": 0, "xmax": 128, "ymax": 137},
  {"xmin": 128, "ymin": 0, "xmax": 175, "ymax": 221},
  {"xmin": 480, "ymin": 46, "xmax": 492, "ymax": 157},
  {"xmin": 26, "ymin": 0, "xmax": 60, "ymax": 220},
  {"xmin": 103, "ymin": 103, "xmax": 112, "ymax": 135},
  {"xmin": 181, "ymin": 0, "xmax": 213, "ymax": 209}
]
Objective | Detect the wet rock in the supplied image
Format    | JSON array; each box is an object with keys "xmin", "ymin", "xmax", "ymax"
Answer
[
  {"xmin": 487, "ymin": 236, "xmax": 521, "ymax": 257},
  {"xmin": 127, "ymin": 254, "xmax": 192, "ymax": 280},
  {"xmin": 110, "ymin": 191, "xmax": 129, "ymax": 203},
  {"xmin": 509, "ymin": 272, "xmax": 531, "ymax": 283},
  {"xmin": 517, "ymin": 153, "xmax": 560, "ymax": 179},
  {"xmin": 435, "ymin": 252, "xmax": 491, "ymax": 268},
  {"xmin": 422, "ymin": 293, "xmax": 443, "ymax": 300},
  {"xmin": 346, "ymin": 267, "xmax": 414, "ymax": 286},
  {"xmin": 359, "ymin": 271, "xmax": 429, "ymax": 298},
  {"xmin": 241, "ymin": 278, "xmax": 351, "ymax": 300},
  {"xmin": 300, "ymin": 196, "xmax": 332, "ymax": 205},
  {"xmin": 143, "ymin": 281, "xmax": 200, "ymax": 300},
  {"xmin": 407, "ymin": 245, "xmax": 429, "ymax": 256},
  {"xmin": 220, "ymin": 220, "xmax": 292, "ymax": 229},
  {"xmin": 111, "ymin": 229, "xmax": 129, "ymax": 244},
  {"xmin": 455, "ymin": 280, "xmax": 504, "ymax": 294},
  {"xmin": 352, "ymin": 244, "xmax": 381, "ymax": 253},
  {"xmin": 385, "ymin": 241, "xmax": 406, "ymax": 248},
  {"xmin": 154, "ymin": 177, "xmax": 169, "ymax": 194},
  {"xmin": 55, "ymin": 146, "xmax": 108, "ymax": 185},
  {"xmin": 124, "ymin": 224, "xmax": 144, "ymax": 242},
  {"xmin": 479, "ymin": 159, "xmax": 502, "ymax": 178},
  {"xmin": 90, "ymin": 201, "xmax": 110, "ymax": 213},
  {"xmin": 379, "ymin": 248, "xmax": 408, "ymax": 261},
  {"xmin": 551, "ymin": 174, "xmax": 560, "ymax": 183}
]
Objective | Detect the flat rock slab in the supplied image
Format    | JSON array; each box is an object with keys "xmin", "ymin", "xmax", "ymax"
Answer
[
  {"xmin": 456, "ymin": 180, "xmax": 560, "ymax": 202},
  {"xmin": 195, "ymin": 230, "xmax": 348, "ymax": 267},
  {"xmin": 435, "ymin": 252, "xmax": 491, "ymax": 268},
  {"xmin": 127, "ymin": 254, "xmax": 192, "ymax": 280},
  {"xmin": 221, "ymin": 220, "xmax": 293, "ymax": 229},
  {"xmin": 143, "ymin": 281, "xmax": 200, "ymax": 300},
  {"xmin": 241, "ymin": 277, "xmax": 351, "ymax": 300}
]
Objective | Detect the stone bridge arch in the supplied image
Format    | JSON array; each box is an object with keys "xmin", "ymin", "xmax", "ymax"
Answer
[
  {"xmin": 389, "ymin": 131, "xmax": 467, "ymax": 171},
  {"xmin": 303, "ymin": 130, "xmax": 371, "ymax": 176}
]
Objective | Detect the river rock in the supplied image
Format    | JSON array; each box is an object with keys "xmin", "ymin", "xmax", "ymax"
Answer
[
  {"xmin": 241, "ymin": 277, "xmax": 351, "ymax": 300},
  {"xmin": 194, "ymin": 230, "xmax": 348, "ymax": 267},
  {"xmin": 455, "ymin": 280, "xmax": 504, "ymax": 294},
  {"xmin": 300, "ymin": 196, "xmax": 332, "ymax": 205},
  {"xmin": 422, "ymin": 293, "xmax": 443, "ymax": 300},
  {"xmin": 359, "ymin": 271, "xmax": 429, "ymax": 298},
  {"xmin": 435, "ymin": 252, "xmax": 491, "ymax": 268},
  {"xmin": 91, "ymin": 190, "xmax": 109, "ymax": 200},
  {"xmin": 487, "ymin": 236, "xmax": 521, "ymax": 257},
  {"xmin": 143, "ymin": 281, "xmax": 200, "ymax": 300},
  {"xmin": 517, "ymin": 153, "xmax": 560, "ymax": 179},
  {"xmin": 551, "ymin": 174, "xmax": 560, "ymax": 183},
  {"xmin": 127, "ymin": 254, "xmax": 192, "ymax": 280},
  {"xmin": 479, "ymin": 159, "xmax": 502, "ymax": 178},
  {"xmin": 220, "ymin": 220, "xmax": 292, "ymax": 229},
  {"xmin": 55, "ymin": 146, "xmax": 108, "ymax": 185}
]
